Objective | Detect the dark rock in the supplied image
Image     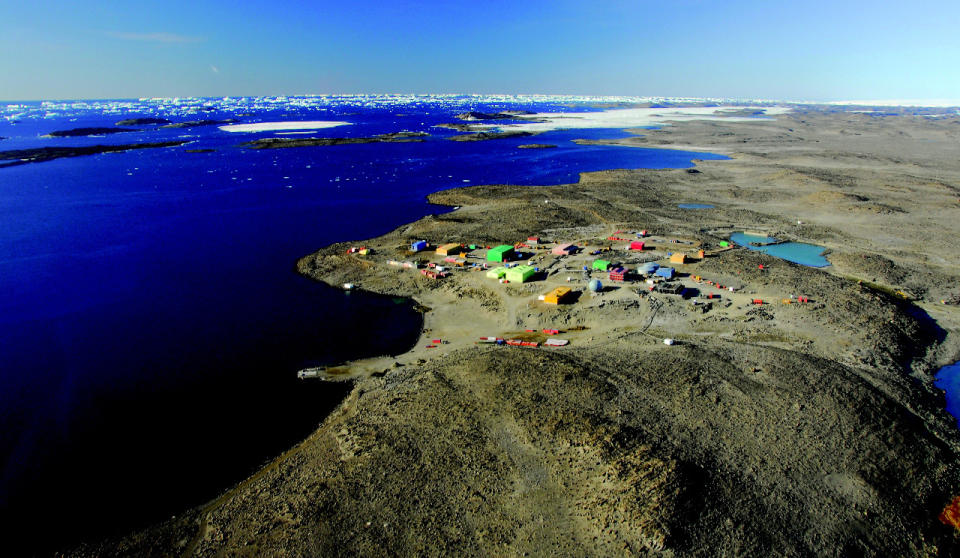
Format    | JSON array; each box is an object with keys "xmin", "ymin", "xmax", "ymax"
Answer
[
  {"xmin": 115, "ymin": 117, "xmax": 171, "ymax": 126},
  {"xmin": 43, "ymin": 127, "xmax": 138, "ymax": 137}
]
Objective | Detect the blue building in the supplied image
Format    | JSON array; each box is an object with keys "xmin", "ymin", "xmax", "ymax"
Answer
[{"xmin": 654, "ymin": 267, "xmax": 675, "ymax": 279}]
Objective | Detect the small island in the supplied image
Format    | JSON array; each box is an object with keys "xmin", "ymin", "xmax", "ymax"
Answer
[
  {"xmin": 43, "ymin": 127, "xmax": 139, "ymax": 137},
  {"xmin": 115, "ymin": 117, "xmax": 171, "ymax": 126},
  {"xmin": 446, "ymin": 130, "xmax": 535, "ymax": 141},
  {"xmin": 517, "ymin": 143, "xmax": 557, "ymax": 149},
  {"xmin": 241, "ymin": 132, "xmax": 429, "ymax": 149},
  {"xmin": 455, "ymin": 110, "xmax": 536, "ymax": 120},
  {"xmin": 434, "ymin": 122, "xmax": 487, "ymax": 132},
  {"xmin": 0, "ymin": 141, "xmax": 188, "ymax": 168}
]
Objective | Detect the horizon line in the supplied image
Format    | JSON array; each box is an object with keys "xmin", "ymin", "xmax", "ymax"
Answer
[{"xmin": 2, "ymin": 93, "xmax": 959, "ymax": 109}]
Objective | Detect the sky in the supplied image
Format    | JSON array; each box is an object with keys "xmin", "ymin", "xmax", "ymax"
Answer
[{"xmin": 1, "ymin": 0, "xmax": 958, "ymax": 102}]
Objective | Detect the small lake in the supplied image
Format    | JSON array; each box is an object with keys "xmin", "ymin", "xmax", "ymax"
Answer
[
  {"xmin": 936, "ymin": 362, "xmax": 960, "ymax": 428},
  {"xmin": 678, "ymin": 203, "xmax": 714, "ymax": 209},
  {"xmin": 730, "ymin": 232, "xmax": 830, "ymax": 268}
]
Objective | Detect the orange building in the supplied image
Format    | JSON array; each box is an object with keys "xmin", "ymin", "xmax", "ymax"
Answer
[{"xmin": 544, "ymin": 287, "xmax": 572, "ymax": 305}]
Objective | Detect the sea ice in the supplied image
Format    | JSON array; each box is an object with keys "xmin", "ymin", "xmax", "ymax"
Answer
[
  {"xmin": 493, "ymin": 106, "xmax": 793, "ymax": 133},
  {"xmin": 218, "ymin": 121, "xmax": 352, "ymax": 133}
]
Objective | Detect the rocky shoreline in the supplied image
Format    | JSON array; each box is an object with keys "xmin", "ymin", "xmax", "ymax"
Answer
[{"xmin": 73, "ymin": 108, "xmax": 960, "ymax": 556}]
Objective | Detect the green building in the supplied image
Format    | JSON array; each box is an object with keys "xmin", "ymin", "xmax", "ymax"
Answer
[
  {"xmin": 487, "ymin": 245, "xmax": 515, "ymax": 263},
  {"xmin": 486, "ymin": 266, "xmax": 507, "ymax": 279},
  {"xmin": 505, "ymin": 265, "xmax": 536, "ymax": 283},
  {"xmin": 592, "ymin": 259, "xmax": 611, "ymax": 271}
]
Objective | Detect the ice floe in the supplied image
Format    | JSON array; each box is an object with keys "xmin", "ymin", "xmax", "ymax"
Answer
[{"xmin": 219, "ymin": 121, "xmax": 351, "ymax": 133}]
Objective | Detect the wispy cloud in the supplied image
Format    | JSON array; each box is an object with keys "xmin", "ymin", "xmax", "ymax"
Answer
[
  {"xmin": 210, "ymin": 65, "xmax": 219, "ymax": 74},
  {"xmin": 108, "ymin": 32, "xmax": 203, "ymax": 44}
]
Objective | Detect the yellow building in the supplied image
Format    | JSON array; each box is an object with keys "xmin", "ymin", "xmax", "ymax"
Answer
[
  {"xmin": 544, "ymin": 286, "xmax": 572, "ymax": 305},
  {"xmin": 436, "ymin": 243, "xmax": 463, "ymax": 256},
  {"xmin": 669, "ymin": 253, "xmax": 687, "ymax": 264}
]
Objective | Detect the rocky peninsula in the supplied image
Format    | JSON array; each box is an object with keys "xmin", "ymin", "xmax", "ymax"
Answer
[{"xmin": 75, "ymin": 107, "xmax": 960, "ymax": 556}]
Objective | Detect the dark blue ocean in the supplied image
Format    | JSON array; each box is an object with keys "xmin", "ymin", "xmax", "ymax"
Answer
[{"xmin": 0, "ymin": 95, "xmax": 729, "ymax": 552}]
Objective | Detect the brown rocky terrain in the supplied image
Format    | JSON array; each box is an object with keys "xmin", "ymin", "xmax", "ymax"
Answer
[{"xmin": 73, "ymin": 107, "xmax": 960, "ymax": 556}]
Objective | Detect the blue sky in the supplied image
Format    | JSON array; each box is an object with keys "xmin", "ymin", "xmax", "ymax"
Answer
[{"xmin": 1, "ymin": 0, "xmax": 958, "ymax": 101}]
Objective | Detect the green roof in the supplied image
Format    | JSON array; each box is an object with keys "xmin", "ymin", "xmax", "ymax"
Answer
[
  {"xmin": 487, "ymin": 245, "xmax": 515, "ymax": 262},
  {"xmin": 592, "ymin": 259, "xmax": 611, "ymax": 271},
  {"xmin": 486, "ymin": 266, "xmax": 507, "ymax": 278},
  {"xmin": 505, "ymin": 265, "xmax": 536, "ymax": 283}
]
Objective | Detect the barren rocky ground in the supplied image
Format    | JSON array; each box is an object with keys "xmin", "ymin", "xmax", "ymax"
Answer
[{"xmin": 73, "ymin": 107, "xmax": 960, "ymax": 557}]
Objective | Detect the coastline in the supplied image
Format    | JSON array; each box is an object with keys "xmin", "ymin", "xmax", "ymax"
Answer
[{"xmin": 81, "ymin": 108, "xmax": 960, "ymax": 556}]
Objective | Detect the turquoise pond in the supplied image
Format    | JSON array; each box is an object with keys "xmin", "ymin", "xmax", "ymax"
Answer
[
  {"xmin": 678, "ymin": 203, "xmax": 715, "ymax": 209},
  {"xmin": 730, "ymin": 232, "xmax": 831, "ymax": 268},
  {"xmin": 936, "ymin": 362, "xmax": 960, "ymax": 428}
]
